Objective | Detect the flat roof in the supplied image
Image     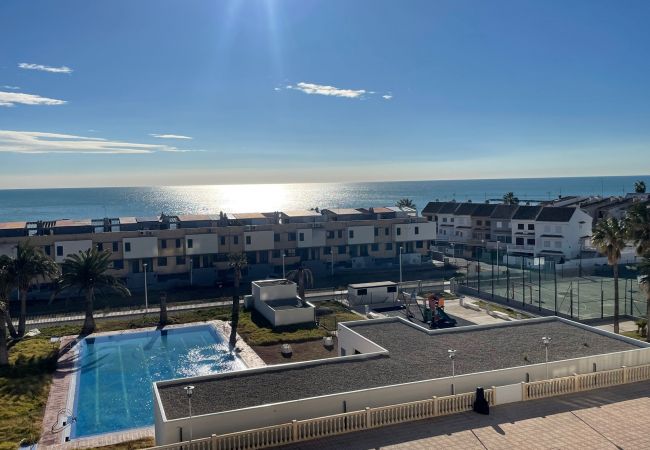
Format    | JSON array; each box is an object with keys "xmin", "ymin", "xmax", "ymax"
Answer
[
  {"xmin": 233, "ymin": 212, "xmax": 268, "ymax": 220},
  {"xmin": 0, "ymin": 221, "xmax": 26, "ymax": 230},
  {"xmin": 118, "ymin": 217, "xmax": 137, "ymax": 224},
  {"xmin": 54, "ymin": 219, "xmax": 92, "ymax": 227},
  {"xmin": 157, "ymin": 317, "xmax": 642, "ymax": 420},
  {"xmin": 177, "ymin": 214, "xmax": 214, "ymax": 222},
  {"xmin": 349, "ymin": 281, "xmax": 397, "ymax": 289},
  {"xmin": 253, "ymin": 279, "xmax": 295, "ymax": 287},
  {"xmin": 281, "ymin": 210, "xmax": 322, "ymax": 217},
  {"xmin": 323, "ymin": 208, "xmax": 364, "ymax": 215}
]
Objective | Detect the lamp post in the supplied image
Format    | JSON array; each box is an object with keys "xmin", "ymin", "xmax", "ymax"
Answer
[
  {"xmin": 282, "ymin": 252, "xmax": 286, "ymax": 278},
  {"xmin": 399, "ymin": 246, "xmax": 404, "ymax": 284},
  {"xmin": 330, "ymin": 250, "xmax": 334, "ymax": 276},
  {"xmin": 189, "ymin": 258, "xmax": 193, "ymax": 286},
  {"xmin": 448, "ymin": 349, "xmax": 457, "ymax": 394},
  {"xmin": 143, "ymin": 263, "xmax": 148, "ymax": 313},
  {"xmin": 542, "ymin": 336, "xmax": 551, "ymax": 379},
  {"xmin": 184, "ymin": 385, "xmax": 195, "ymax": 446}
]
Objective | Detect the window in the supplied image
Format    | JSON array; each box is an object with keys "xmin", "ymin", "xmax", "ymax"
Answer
[
  {"xmin": 442, "ymin": 218, "xmax": 447, "ymax": 223},
  {"xmin": 112, "ymin": 241, "xmax": 118, "ymax": 252},
  {"xmin": 176, "ymin": 256, "xmax": 186, "ymax": 265},
  {"xmin": 476, "ymin": 220, "xmax": 482, "ymax": 226},
  {"xmin": 528, "ymin": 224, "xmax": 534, "ymax": 231},
  {"xmin": 97, "ymin": 243, "xmax": 103, "ymax": 251},
  {"xmin": 527, "ymin": 238, "xmax": 535, "ymax": 245},
  {"xmin": 157, "ymin": 257, "xmax": 168, "ymax": 266},
  {"xmin": 544, "ymin": 225, "xmax": 551, "ymax": 232},
  {"xmin": 175, "ymin": 239, "xmax": 181, "ymax": 248},
  {"xmin": 517, "ymin": 223, "xmax": 524, "ymax": 230},
  {"xmin": 555, "ymin": 225, "xmax": 562, "ymax": 233},
  {"xmin": 357, "ymin": 289, "xmax": 367, "ymax": 296},
  {"xmin": 337, "ymin": 230, "xmax": 343, "ymax": 238},
  {"xmin": 113, "ymin": 260, "xmax": 124, "ymax": 270},
  {"xmin": 299, "ymin": 232, "xmax": 305, "ymax": 242},
  {"xmin": 415, "ymin": 226, "xmax": 419, "ymax": 235},
  {"xmin": 233, "ymin": 236, "xmax": 239, "ymax": 245},
  {"xmin": 387, "ymin": 285, "xmax": 397, "ymax": 293},
  {"xmin": 288, "ymin": 232, "xmax": 296, "ymax": 241},
  {"xmin": 272, "ymin": 250, "xmax": 281, "ymax": 258},
  {"xmin": 43, "ymin": 245, "xmax": 51, "ymax": 256},
  {"xmin": 274, "ymin": 233, "xmax": 280, "ymax": 242},
  {"xmin": 124, "ymin": 242, "xmax": 131, "ymax": 252},
  {"xmin": 161, "ymin": 239, "xmax": 167, "ymax": 249},
  {"xmin": 554, "ymin": 241, "xmax": 562, "ymax": 249},
  {"xmin": 496, "ymin": 221, "xmax": 502, "ymax": 228},
  {"xmin": 416, "ymin": 241, "xmax": 423, "ymax": 248},
  {"xmin": 371, "ymin": 243, "xmax": 379, "ymax": 251},
  {"xmin": 326, "ymin": 230, "xmax": 334, "ymax": 239},
  {"xmin": 450, "ymin": 218, "xmax": 454, "ymax": 223},
  {"xmin": 485, "ymin": 221, "xmax": 491, "ymax": 226},
  {"xmin": 385, "ymin": 227, "xmax": 389, "ymax": 235},
  {"xmin": 187, "ymin": 239, "xmax": 193, "ymax": 249},
  {"xmin": 286, "ymin": 248, "xmax": 296, "ymax": 257},
  {"xmin": 397, "ymin": 227, "xmax": 401, "ymax": 236},
  {"xmin": 245, "ymin": 235, "xmax": 252, "ymax": 245},
  {"xmin": 338, "ymin": 245, "xmax": 347, "ymax": 254},
  {"xmin": 516, "ymin": 237, "xmax": 524, "ymax": 245},
  {"xmin": 220, "ymin": 236, "xmax": 226, "ymax": 246},
  {"xmin": 544, "ymin": 241, "xmax": 550, "ymax": 248},
  {"xmin": 385, "ymin": 243, "xmax": 393, "ymax": 251},
  {"xmin": 324, "ymin": 246, "xmax": 332, "ymax": 255},
  {"xmin": 349, "ymin": 230, "xmax": 354, "ymax": 239}
]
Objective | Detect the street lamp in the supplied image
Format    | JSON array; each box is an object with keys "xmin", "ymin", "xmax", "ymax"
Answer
[
  {"xmin": 399, "ymin": 246, "xmax": 404, "ymax": 284},
  {"xmin": 143, "ymin": 263, "xmax": 149, "ymax": 313},
  {"xmin": 542, "ymin": 336, "xmax": 551, "ymax": 379},
  {"xmin": 184, "ymin": 385, "xmax": 195, "ymax": 445},
  {"xmin": 282, "ymin": 252, "xmax": 286, "ymax": 278},
  {"xmin": 189, "ymin": 258, "xmax": 193, "ymax": 286},
  {"xmin": 448, "ymin": 349, "xmax": 457, "ymax": 394},
  {"xmin": 330, "ymin": 250, "xmax": 334, "ymax": 276}
]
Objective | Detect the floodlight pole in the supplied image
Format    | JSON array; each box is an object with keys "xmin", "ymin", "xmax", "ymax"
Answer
[
  {"xmin": 399, "ymin": 246, "xmax": 404, "ymax": 284},
  {"xmin": 184, "ymin": 385, "xmax": 195, "ymax": 446},
  {"xmin": 542, "ymin": 337, "xmax": 551, "ymax": 379},
  {"xmin": 448, "ymin": 349, "xmax": 457, "ymax": 394},
  {"xmin": 143, "ymin": 263, "xmax": 148, "ymax": 313},
  {"xmin": 282, "ymin": 252, "xmax": 286, "ymax": 279}
]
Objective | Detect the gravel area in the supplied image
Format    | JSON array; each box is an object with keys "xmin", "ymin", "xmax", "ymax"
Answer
[
  {"xmin": 158, "ymin": 318, "xmax": 640, "ymax": 420},
  {"xmin": 375, "ymin": 305, "xmax": 475, "ymax": 328}
]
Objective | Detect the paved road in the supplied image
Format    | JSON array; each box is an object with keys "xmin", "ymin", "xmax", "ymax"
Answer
[{"xmin": 278, "ymin": 381, "xmax": 650, "ymax": 449}]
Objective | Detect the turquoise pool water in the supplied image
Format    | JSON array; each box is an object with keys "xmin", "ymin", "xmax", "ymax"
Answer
[{"xmin": 71, "ymin": 325, "xmax": 241, "ymax": 438}]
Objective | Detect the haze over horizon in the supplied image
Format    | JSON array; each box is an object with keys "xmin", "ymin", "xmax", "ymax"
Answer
[{"xmin": 1, "ymin": 0, "xmax": 649, "ymax": 189}]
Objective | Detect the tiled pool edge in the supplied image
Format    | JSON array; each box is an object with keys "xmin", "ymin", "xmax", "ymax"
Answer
[{"xmin": 38, "ymin": 320, "xmax": 265, "ymax": 449}]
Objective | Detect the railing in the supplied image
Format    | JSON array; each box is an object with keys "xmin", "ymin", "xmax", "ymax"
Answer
[{"xmin": 146, "ymin": 364, "xmax": 650, "ymax": 450}]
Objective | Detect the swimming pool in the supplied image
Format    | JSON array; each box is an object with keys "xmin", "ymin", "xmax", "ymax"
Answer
[{"xmin": 71, "ymin": 324, "xmax": 242, "ymax": 438}]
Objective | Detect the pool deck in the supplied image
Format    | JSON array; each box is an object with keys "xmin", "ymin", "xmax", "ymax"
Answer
[{"xmin": 38, "ymin": 320, "xmax": 264, "ymax": 449}]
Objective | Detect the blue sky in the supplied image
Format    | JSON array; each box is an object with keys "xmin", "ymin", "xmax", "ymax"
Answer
[{"xmin": 1, "ymin": 0, "xmax": 649, "ymax": 188}]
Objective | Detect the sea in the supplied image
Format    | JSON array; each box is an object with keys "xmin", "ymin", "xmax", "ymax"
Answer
[{"xmin": 0, "ymin": 175, "xmax": 648, "ymax": 222}]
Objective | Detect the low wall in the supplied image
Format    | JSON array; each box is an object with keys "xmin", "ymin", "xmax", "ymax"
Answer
[{"xmin": 272, "ymin": 302, "xmax": 316, "ymax": 326}]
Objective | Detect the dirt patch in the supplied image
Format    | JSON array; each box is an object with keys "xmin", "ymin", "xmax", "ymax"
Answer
[{"xmin": 253, "ymin": 337, "xmax": 339, "ymax": 365}]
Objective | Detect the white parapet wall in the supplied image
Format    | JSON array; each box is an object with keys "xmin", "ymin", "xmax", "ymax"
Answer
[{"xmin": 252, "ymin": 279, "xmax": 297, "ymax": 301}]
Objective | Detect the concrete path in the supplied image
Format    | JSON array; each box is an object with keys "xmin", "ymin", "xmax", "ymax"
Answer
[
  {"xmin": 443, "ymin": 298, "xmax": 507, "ymax": 326},
  {"xmin": 595, "ymin": 319, "xmax": 640, "ymax": 334},
  {"xmin": 279, "ymin": 381, "xmax": 650, "ymax": 450}
]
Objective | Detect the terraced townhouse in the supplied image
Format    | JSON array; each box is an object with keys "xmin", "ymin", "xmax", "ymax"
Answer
[{"xmin": 0, "ymin": 206, "xmax": 436, "ymax": 292}]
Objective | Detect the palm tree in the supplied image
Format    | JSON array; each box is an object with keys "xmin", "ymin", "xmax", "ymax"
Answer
[
  {"xmin": 503, "ymin": 192, "xmax": 520, "ymax": 205},
  {"xmin": 12, "ymin": 241, "xmax": 59, "ymax": 337},
  {"xmin": 395, "ymin": 198, "xmax": 416, "ymax": 210},
  {"xmin": 0, "ymin": 255, "xmax": 16, "ymax": 366},
  {"xmin": 637, "ymin": 258, "xmax": 650, "ymax": 342},
  {"xmin": 228, "ymin": 253, "xmax": 247, "ymax": 349},
  {"xmin": 634, "ymin": 180, "xmax": 646, "ymax": 194},
  {"xmin": 54, "ymin": 248, "xmax": 130, "ymax": 335},
  {"xmin": 286, "ymin": 264, "xmax": 314, "ymax": 306},
  {"xmin": 625, "ymin": 203, "xmax": 650, "ymax": 256},
  {"xmin": 592, "ymin": 217, "xmax": 627, "ymax": 333}
]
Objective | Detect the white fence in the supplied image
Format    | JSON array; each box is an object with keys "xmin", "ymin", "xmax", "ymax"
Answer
[{"xmin": 146, "ymin": 363, "xmax": 650, "ymax": 450}]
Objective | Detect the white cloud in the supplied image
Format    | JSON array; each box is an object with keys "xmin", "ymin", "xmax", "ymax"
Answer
[
  {"xmin": 149, "ymin": 133, "xmax": 193, "ymax": 140},
  {"xmin": 2, "ymin": 85, "xmax": 20, "ymax": 90},
  {"xmin": 0, "ymin": 91, "xmax": 67, "ymax": 107},
  {"xmin": 287, "ymin": 82, "xmax": 366, "ymax": 99},
  {"xmin": 18, "ymin": 63, "xmax": 73, "ymax": 74},
  {"xmin": 382, "ymin": 94, "xmax": 393, "ymax": 100},
  {"xmin": 0, "ymin": 130, "xmax": 194, "ymax": 154}
]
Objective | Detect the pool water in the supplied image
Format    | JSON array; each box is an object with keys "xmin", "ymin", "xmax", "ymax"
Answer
[{"xmin": 71, "ymin": 325, "xmax": 242, "ymax": 438}]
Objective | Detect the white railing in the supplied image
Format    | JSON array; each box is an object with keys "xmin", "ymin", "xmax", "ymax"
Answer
[{"xmin": 146, "ymin": 364, "xmax": 650, "ymax": 450}]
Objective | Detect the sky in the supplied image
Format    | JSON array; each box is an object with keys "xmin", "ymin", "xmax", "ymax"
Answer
[{"xmin": 1, "ymin": 0, "xmax": 649, "ymax": 189}]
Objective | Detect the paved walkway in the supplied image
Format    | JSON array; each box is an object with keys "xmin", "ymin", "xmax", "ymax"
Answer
[{"xmin": 278, "ymin": 381, "xmax": 650, "ymax": 449}]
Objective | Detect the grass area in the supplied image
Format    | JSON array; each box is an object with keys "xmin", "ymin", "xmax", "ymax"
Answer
[
  {"xmin": 0, "ymin": 338, "xmax": 59, "ymax": 450},
  {"xmin": 622, "ymin": 330, "xmax": 649, "ymax": 342},
  {"xmin": 476, "ymin": 300, "xmax": 531, "ymax": 319},
  {"xmin": 83, "ymin": 437, "xmax": 155, "ymax": 450},
  {"xmin": 316, "ymin": 300, "xmax": 363, "ymax": 331}
]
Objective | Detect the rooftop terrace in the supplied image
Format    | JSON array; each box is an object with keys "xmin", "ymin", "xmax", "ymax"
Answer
[{"xmin": 157, "ymin": 317, "xmax": 641, "ymax": 420}]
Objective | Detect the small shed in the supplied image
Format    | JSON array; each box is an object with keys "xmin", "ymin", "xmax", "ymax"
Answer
[{"xmin": 347, "ymin": 281, "xmax": 398, "ymax": 306}]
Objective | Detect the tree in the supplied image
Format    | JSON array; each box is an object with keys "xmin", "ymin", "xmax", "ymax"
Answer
[
  {"xmin": 12, "ymin": 241, "xmax": 59, "ymax": 337},
  {"xmin": 503, "ymin": 192, "xmax": 520, "ymax": 205},
  {"xmin": 286, "ymin": 264, "xmax": 314, "ymax": 306},
  {"xmin": 396, "ymin": 198, "xmax": 416, "ymax": 210},
  {"xmin": 228, "ymin": 253, "xmax": 247, "ymax": 349},
  {"xmin": 634, "ymin": 180, "xmax": 646, "ymax": 194},
  {"xmin": 54, "ymin": 248, "xmax": 130, "ymax": 335},
  {"xmin": 0, "ymin": 255, "xmax": 16, "ymax": 366},
  {"xmin": 592, "ymin": 217, "xmax": 627, "ymax": 333},
  {"xmin": 159, "ymin": 291, "xmax": 168, "ymax": 326},
  {"xmin": 625, "ymin": 203, "xmax": 650, "ymax": 256},
  {"xmin": 637, "ymin": 258, "xmax": 650, "ymax": 342}
]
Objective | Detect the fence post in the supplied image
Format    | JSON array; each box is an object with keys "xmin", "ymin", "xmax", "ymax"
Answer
[
  {"xmin": 622, "ymin": 366, "xmax": 628, "ymax": 384},
  {"xmin": 521, "ymin": 382, "xmax": 527, "ymax": 401},
  {"xmin": 573, "ymin": 373, "xmax": 580, "ymax": 392},
  {"xmin": 365, "ymin": 407, "xmax": 372, "ymax": 429},
  {"xmin": 211, "ymin": 433, "xmax": 217, "ymax": 450},
  {"xmin": 433, "ymin": 396, "xmax": 439, "ymax": 416},
  {"xmin": 491, "ymin": 386, "xmax": 497, "ymax": 405},
  {"xmin": 292, "ymin": 419, "xmax": 298, "ymax": 442}
]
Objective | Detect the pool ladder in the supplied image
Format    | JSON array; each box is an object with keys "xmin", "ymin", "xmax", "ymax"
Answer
[{"xmin": 51, "ymin": 408, "xmax": 76, "ymax": 434}]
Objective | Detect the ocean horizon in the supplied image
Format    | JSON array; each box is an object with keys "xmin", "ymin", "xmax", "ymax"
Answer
[{"xmin": 0, "ymin": 175, "xmax": 648, "ymax": 223}]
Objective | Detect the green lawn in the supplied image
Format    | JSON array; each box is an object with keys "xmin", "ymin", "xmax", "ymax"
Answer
[
  {"xmin": 0, "ymin": 300, "xmax": 362, "ymax": 448},
  {"xmin": 476, "ymin": 300, "xmax": 532, "ymax": 319}
]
